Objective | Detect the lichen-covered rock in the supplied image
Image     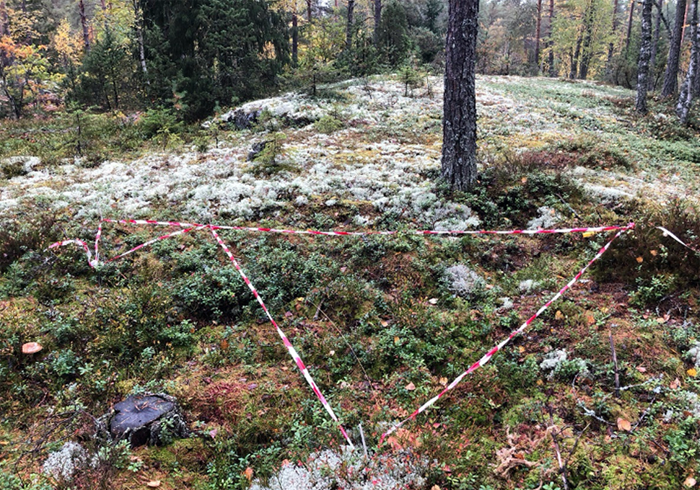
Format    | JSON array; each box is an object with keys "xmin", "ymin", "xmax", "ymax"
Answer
[{"xmin": 109, "ymin": 393, "xmax": 187, "ymax": 447}]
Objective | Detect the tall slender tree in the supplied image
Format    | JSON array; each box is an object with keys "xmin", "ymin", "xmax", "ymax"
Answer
[
  {"xmin": 625, "ymin": 0, "xmax": 636, "ymax": 53},
  {"xmin": 648, "ymin": 0, "xmax": 663, "ymax": 89},
  {"xmin": 535, "ymin": 0, "xmax": 543, "ymax": 72},
  {"xmin": 79, "ymin": 0, "xmax": 91, "ymax": 51},
  {"xmin": 606, "ymin": 0, "xmax": 621, "ymax": 74},
  {"xmin": 346, "ymin": 0, "xmax": 355, "ymax": 51},
  {"xmin": 662, "ymin": 0, "xmax": 688, "ymax": 96},
  {"xmin": 579, "ymin": 0, "xmax": 597, "ymax": 79},
  {"xmin": 678, "ymin": 0, "xmax": 699, "ymax": 122},
  {"xmin": 441, "ymin": 0, "xmax": 479, "ymax": 191},
  {"xmin": 636, "ymin": 0, "xmax": 653, "ymax": 113},
  {"xmin": 374, "ymin": 0, "xmax": 382, "ymax": 47},
  {"xmin": 548, "ymin": 0, "xmax": 555, "ymax": 76}
]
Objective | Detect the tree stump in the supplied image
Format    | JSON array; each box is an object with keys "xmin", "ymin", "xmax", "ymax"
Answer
[{"xmin": 109, "ymin": 394, "xmax": 187, "ymax": 447}]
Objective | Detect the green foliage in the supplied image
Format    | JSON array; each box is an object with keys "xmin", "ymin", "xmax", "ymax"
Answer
[
  {"xmin": 68, "ymin": 28, "xmax": 137, "ymax": 111},
  {"xmin": 143, "ymin": 0, "xmax": 289, "ymax": 121},
  {"xmin": 397, "ymin": 62, "xmax": 424, "ymax": 97},
  {"xmin": 0, "ymin": 158, "xmax": 27, "ymax": 178},
  {"xmin": 314, "ymin": 114, "xmax": 344, "ymax": 134},
  {"xmin": 377, "ymin": 1, "xmax": 411, "ymax": 66}
]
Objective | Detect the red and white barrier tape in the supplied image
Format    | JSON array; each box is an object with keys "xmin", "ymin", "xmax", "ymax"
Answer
[
  {"xmin": 50, "ymin": 224, "xmax": 355, "ymax": 448},
  {"xmin": 378, "ymin": 223, "xmax": 635, "ymax": 444},
  {"xmin": 657, "ymin": 226, "xmax": 700, "ymax": 254},
  {"xmin": 48, "ymin": 218, "xmax": 635, "ymax": 449},
  {"xmin": 101, "ymin": 218, "xmax": 628, "ymax": 237},
  {"xmin": 208, "ymin": 227, "xmax": 354, "ymax": 448}
]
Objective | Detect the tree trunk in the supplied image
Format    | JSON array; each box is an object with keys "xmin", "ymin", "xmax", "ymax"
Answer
[
  {"xmin": 535, "ymin": 0, "xmax": 543, "ymax": 73},
  {"xmin": 346, "ymin": 0, "xmax": 355, "ymax": 52},
  {"xmin": 441, "ymin": 0, "xmax": 479, "ymax": 191},
  {"xmin": 79, "ymin": 0, "xmax": 91, "ymax": 52},
  {"xmin": 0, "ymin": 1, "xmax": 9, "ymax": 37},
  {"xmin": 662, "ymin": 0, "xmax": 687, "ymax": 96},
  {"xmin": 694, "ymin": 24, "xmax": 700, "ymax": 95},
  {"xmin": 374, "ymin": 0, "xmax": 382, "ymax": 47},
  {"xmin": 683, "ymin": 0, "xmax": 692, "ymax": 41},
  {"xmin": 678, "ymin": 0, "xmax": 699, "ymax": 122},
  {"xmin": 307, "ymin": 0, "xmax": 312, "ymax": 22},
  {"xmin": 132, "ymin": 0, "xmax": 148, "ymax": 75},
  {"xmin": 636, "ymin": 0, "xmax": 654, "ymax": 113},
  {"xmin": 606, "ymin": 0, "xmax": 621, "ymax": 77},
  {"xmin": 626, "ymin": 0, "xmax": 636, "ymax": 53},
  {"xmin": 649, "ymin": 0, "xmax": 663, "ymax": 90},
  {"xmin": 579, "ymin": 0, "xmax": 596, "ymax": 79},
  {"xmin": 292, "ymin": 13, "xmax": 298, "ymax": 65},
  {"xmin": 570, "ymin": 34, "xmax": 582, "ymax": 79},
  {"xmin": 548, "ymin": 0, "xmax": 555, "ymax": 76}
]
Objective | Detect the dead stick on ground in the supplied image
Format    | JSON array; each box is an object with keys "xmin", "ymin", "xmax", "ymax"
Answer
[
  {"xmin": 610, "ymin": 326, "xmax": 620, "ymax": 398},
  {"xmin": 548, "ymin": 411, "xmax": 570, "ymax": 490}
]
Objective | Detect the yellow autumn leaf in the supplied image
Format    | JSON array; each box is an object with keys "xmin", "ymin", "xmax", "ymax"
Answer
[
  {"xmin": 582, "ymin": 231, "xmax": 596, "ymax": 238},
  {"xmin": 688, "ymin": 368, "xmax": 697, "ymax": 377},
  {"xmin": 518, "ymin": 346, "xmax": 525, "ymax": 354},
  {"xmin": 555, "ymin": 310, "xmax": 564, "ymax": 320}
]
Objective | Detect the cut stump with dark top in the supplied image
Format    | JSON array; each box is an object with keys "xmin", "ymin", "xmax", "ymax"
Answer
[{"xmin": 109, "ymin": 394, "xmax": 187, "ymax": 447}]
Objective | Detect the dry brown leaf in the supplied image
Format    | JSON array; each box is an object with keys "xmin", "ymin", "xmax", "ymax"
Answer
[
  {"xmin": 684, "ymin": 476, "xmax": 697, "ymax": 488},
  {"xmin": 671, "ymin": 378, "xmax": 681, "ymax": 389},
  {"xmin": 405, "ymin": 382, "xmax": 416, "ymax": 391},
  {"xmin": 146, "ymin": 481, "xmax": 161, "ymax": 488},
  {"xmin": 636, "ymin": 256, "xmax": 644, "ymax": 263},
  {"xmin": 439, "ymin": 377, "xmax": 448, "ymax": 386},
  {"xmin": 244, "ymin": 467, "xmax": 254, "ymax": 481},
  {"xmin": 636, "ymin": 366, "xmax": 647, "ymax": 373},
  {"xmin": 617, "ymin": 417, "xmax": 632, "ymax": 432},
  {"xmin": 555, "ymin": 311, "xmax": 564, "ymax": 321}
]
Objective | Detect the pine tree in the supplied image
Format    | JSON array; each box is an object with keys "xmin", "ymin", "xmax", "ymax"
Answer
[
  {"xmin": 441, "ymin": 0, "xmax": 479, "ymax": 191},
  {"xmin": 662, "ymin": 0, "xmax": 688, "ymax": 96}
]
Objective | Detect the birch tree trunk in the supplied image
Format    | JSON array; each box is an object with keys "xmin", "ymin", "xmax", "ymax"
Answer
[
  {"xmin": 132, "ymin": 0, "xmax": 147, "ymax": 75},
  {"xmin": 678, "ymin": 0, "xmax": 699, "ymax": 122},
  {"xmin": 441, "ymin": 0, "xmax": 479, "ymax": 191},
  {"xmin": 662, "ymin": 0, "xmax": 687, "ymax": 96},
  {"xmin": 636, "ymin": 0, "xmax": 653, "ymax": 113},
  {"xmin": 79, "ymin": 0, "xmax": 91, "ymax": 52}
]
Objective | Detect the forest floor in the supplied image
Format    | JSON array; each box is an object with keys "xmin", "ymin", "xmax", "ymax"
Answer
[{"xmin": 1, "ymin": 74, "xmax": 700, "ymax": 490}]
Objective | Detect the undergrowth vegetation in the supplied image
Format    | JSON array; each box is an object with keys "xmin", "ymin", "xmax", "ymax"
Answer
[{"xmin": 1, "ymin": 76, "xmax": 700, "ymax": 489}]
